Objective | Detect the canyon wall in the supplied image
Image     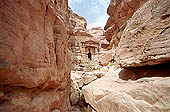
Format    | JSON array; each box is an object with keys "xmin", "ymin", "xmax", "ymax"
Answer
[
  {"xmin": 103, "ymin": 0, "xmax": 170, "ymax": 78},
  {"xmin": 105, "ymin": 0, "xmax": 170, "ymax": 68},
  {"xmin": 104, "ymin": 0, "xmax": 148, "ymax": 48},
  {"xmin": 0, "ymin": 0, "xmax": 71, "ymax": 111},
  {"xmin": 115, "ymin": 0, "xmax": 170, "ymax": 67}
]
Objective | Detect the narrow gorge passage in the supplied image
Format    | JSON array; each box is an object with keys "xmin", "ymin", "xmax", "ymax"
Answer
[
  {"xmin": 0, "ymin": 0, "xmax": 170, "ymax": 112},
  {"xmin": 69, "ymin": 0, "xmax": 170, "ymax": 112}
]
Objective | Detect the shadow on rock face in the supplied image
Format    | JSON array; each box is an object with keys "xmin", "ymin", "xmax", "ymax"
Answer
[{"xmin": 119, "ymin": 61, "xmax": 170, "ymax": 80}]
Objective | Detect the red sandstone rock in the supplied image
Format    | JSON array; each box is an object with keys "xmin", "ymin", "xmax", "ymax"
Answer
[
  {"xmin": 88, "ymin": 27, "xmax": 104, "ymax": 38},
  {"xmin": 69, "ymin": 9, "xmax": 87, "ymax": 32},
  {"xmin": 104, "ymin": 0, "xmax": 148, "ymax": 46},
  {"xmin": 99, "ymin": 52, "xmax": 113, "ymax": 66},
  {"xmin": 88, "ymin": 27, "xmax": 109, "ymax": 49},
  {"xmin": 0, "ymin": 0, "xmax": 71, "ymax": 111},
  {"xmin": 115, "ymin": 0, "xmax": 170, "ymax": 67}
]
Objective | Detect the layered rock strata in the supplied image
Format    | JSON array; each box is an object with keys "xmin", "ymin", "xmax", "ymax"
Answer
[
  {"xmin": 104, "ymin": 0, "xmax": 148, "ymax": 48},
  {"xmin": 115, "ymin": 0, "xmax": 170, "ymax": 67},
  {"xmin": 0, "ymin": 0, "xmax": 71, "ymax": 111}
]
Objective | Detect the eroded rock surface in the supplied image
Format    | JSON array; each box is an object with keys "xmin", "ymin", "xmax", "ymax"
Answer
[
  {"xmin": 82, "ymin": 75, "xmax": 170, "ymax": 112},
  {"xmin": 70, "ymin": 71, "xmax": 105, "ymax": 112},
  {"xmin": 115, "ymin": 0, "xmax": 170, "ymax": 67},
  {"xmin": 0, "ymin": 0, "xmax": 71, "ymax": 111},
  {"xmin": 104, "ymin": 0, "xmax": 148, "ymax": 47}
]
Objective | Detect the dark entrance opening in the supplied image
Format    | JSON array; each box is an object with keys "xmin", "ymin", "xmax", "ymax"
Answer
[{"xmin": 87, "ymin": 48, "xmax": 92, "ymax": 60}]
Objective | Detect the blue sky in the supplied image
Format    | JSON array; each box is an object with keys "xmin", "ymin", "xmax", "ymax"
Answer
[{"xmin": 69, "ymin": 0, "xmax": 110, "ymax": 29}]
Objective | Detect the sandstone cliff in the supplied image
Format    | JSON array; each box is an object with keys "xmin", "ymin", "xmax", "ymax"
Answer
[
  {"xmin": 115, "ymin": 0, "xmax": 170, "ymax": 67},
  {"xmin": 0, "ymin": 0, "xmax": 71, "ymax": 111},
  {"xmin": 104, "ymin": 0, "xmax": 148, "ymax": 48}
]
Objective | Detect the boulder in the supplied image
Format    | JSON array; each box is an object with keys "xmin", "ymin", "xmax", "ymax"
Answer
[
  {"xmin": 70, "ymin": 71, "xmax": 105, "ymax": 111},
  {"xmin": 115, "ymin": 0, "xmax": 170, "ymax": 67},
  {"xmin": 82, "ymin": 76, "xmax": 170, "ymax": 112},
  {"xmin": 71, "ymin": 71, "xmax": 105, "ymax": 89}
]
